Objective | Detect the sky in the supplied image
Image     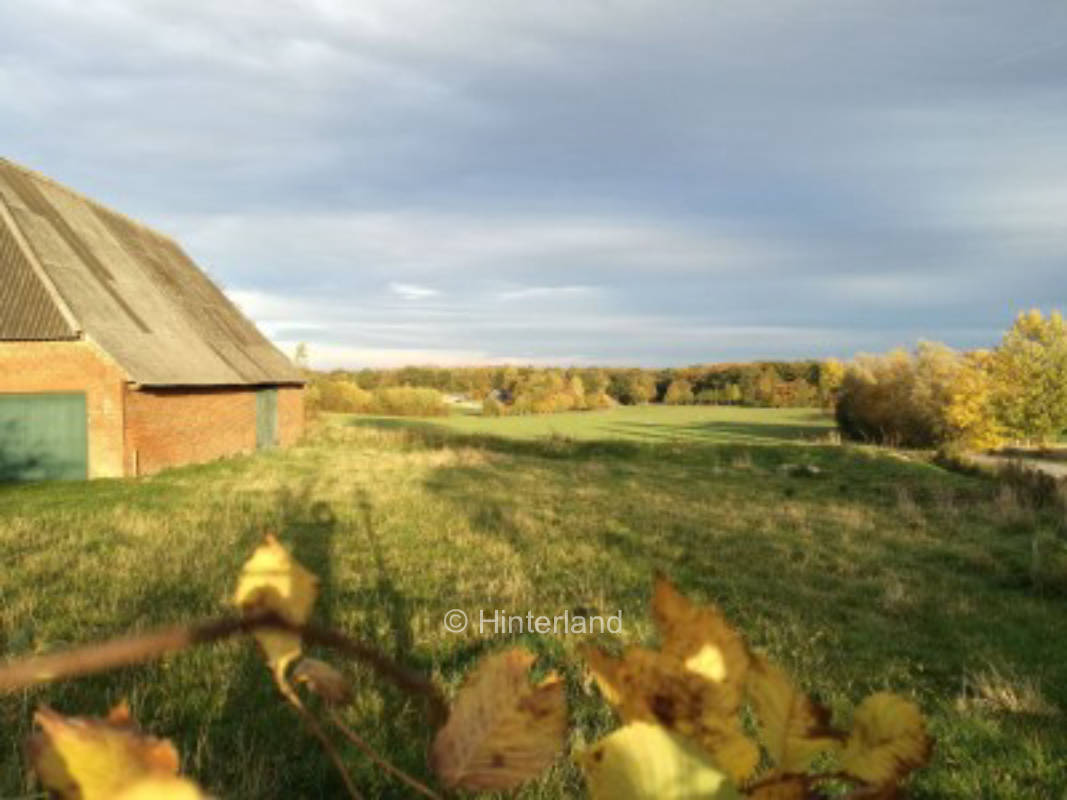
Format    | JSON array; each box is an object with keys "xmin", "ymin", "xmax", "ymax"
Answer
[{"xmin": 2, "ymin": 1, "xmax": 1066, "ymax": 369}]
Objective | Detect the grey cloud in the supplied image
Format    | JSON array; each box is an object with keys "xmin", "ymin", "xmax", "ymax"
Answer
[{"xmin": 2, "ymin": 1, "xmax": 1066, "ymax": 366}]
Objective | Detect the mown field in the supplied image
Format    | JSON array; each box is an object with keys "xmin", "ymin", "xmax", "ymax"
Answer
[
  {"xmin": 362, "ymin": 404, "xmax": 836, "ymax": 444},
  {"xmin": 0, "ymin": 406, "xmax": 1064, "ymax": 798}
]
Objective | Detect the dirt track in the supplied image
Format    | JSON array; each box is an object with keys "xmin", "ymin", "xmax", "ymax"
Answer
[{"xmin": 968, "ymin": 453, "xmax": 1067, "ymax": 479}]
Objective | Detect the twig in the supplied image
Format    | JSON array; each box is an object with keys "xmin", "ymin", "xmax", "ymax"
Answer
[
  {"xmin": 0, "ymin": 613, "xmax": 448, "ymax": 724},
  {"xmin": 328, "ymin": 709, "xmax": 442, "ymax": 799},
  {"xmin": 300, "ymin": 621, "xmax": 448, "ymax": 725},
  {"xmin": 0, "ymin": 614, "xmax": 257, "ymax": 693},
  {"xmin": 283, "ymin": 692, "xmax": 363, "ymax": 800}
]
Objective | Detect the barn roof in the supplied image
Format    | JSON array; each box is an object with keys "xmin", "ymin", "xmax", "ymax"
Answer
[{"xmin": 0, "ymin": 158, "xmax": 303, "ymax": 386}]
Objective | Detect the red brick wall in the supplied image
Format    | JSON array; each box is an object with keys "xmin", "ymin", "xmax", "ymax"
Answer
[
  {"xmin": 0, "ymin": 340, "xmax": 126, "ymax": 478},
  {"xmin": 278, "ymin": 386, "xmax": 305, "ymax": 446},
  {"xmin": 0, "ymin": 339, "xmax": 304, "ymax": 478},
  {"xmin": 125, "ymin": 385, "xmax": 304, "ymax": 476}
]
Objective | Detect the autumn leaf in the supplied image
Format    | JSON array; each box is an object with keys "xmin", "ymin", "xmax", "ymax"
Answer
[
  {"xmin": 745, "ymin": 654, "xmax": 841, "ymax": 774},
  {"xmin": 747, "ymin": 776, "xmax": 808, "ymax": 800},
  {"xmin": 583, "ymin": 644, "xmax": 626, "ymax": 707},
  {"xmin": 292, "ymin": 657, "xmax": 353, "ymax": 706},
  {"xmin": 27, "ymin": 704, "xmax": 206, "ymax": 800},
  {"xmin": 584, "ymin": 645, "xmax": 759, "ymax": 784},
  {"xmin": 578, "ymin": 721, "xmax": 741, "ymax": 800},
  {"xmin": 114, "ymin": 777, "xmax": 211, "ymax": 799},
  {"xmin": 430, "ymin": 647, "xmax": 567, "ymax": 791},
  {"xmin": 840, "ymin": 693, "xmax": 931, "ymax": 787},
  {"xmin": 583, "ymin": 578, "xmax": 761, "ymax": 783},
  {"xmin": 233, "ymin": 533, "xmax": 319, "ymax": 683},
  {"xmin": 652, "ymin": 577, "xmax": 750, "ymax": 707}
]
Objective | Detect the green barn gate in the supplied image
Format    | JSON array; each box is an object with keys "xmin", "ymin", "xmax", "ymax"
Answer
[
  {"xmin": 256, "ymin": 388, "xmax": 278, "ymax": 449},
  {"xmin": 0, "ymin": 393, "xmax": 88, "ymax": 481}
]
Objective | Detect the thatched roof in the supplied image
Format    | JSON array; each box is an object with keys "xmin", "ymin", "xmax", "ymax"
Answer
[{"xmin": 0, "ymin": 158, "xmax": 303, "ymax": 386}]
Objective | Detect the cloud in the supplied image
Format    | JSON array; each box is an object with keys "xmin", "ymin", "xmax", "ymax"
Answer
[
  {"xmin": 388, "ymin": 282, "xmax": 440, "ymax": 300},
  {"xmin": 3, "ymin": 1, "xmax": 1067, "ymax": 365},
  {"xmin": 495, "ymin": 285, "xmax": 596, "ymax": 302}
]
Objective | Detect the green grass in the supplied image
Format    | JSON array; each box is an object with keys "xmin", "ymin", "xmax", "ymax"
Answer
[
  {"xmin": 359, "ymin": 403, "xmax": 836, "ymax": 444},
  {"xmin": 0, "ymin": 406, "xmax": 1064, "ymax": 798}
]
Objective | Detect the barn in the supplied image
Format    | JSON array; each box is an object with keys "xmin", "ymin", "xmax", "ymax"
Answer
[{"xmin": 0, "ymin": 157, "xmax": 305, "ymax": 481}]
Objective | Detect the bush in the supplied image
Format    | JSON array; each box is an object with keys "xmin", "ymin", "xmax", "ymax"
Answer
[
  {"xmin": 835, "ymin": 343, "xmax": 981, "ymax": 448},
  {"xmin": 503, "ymin": 371, "xmax": 588, "ymax": 414},
  {"xmin": 585, "ymin": 392, "xmax": 615, "ymax": 410},
  {"xmin": 371, "ymin": 386, "xmax": 448, "ymax": 417},
  {"xmin": 312, "ymin": 379, "xmax": 449, "ymax": 417},
  {"xmin": 482, "ymin": 395, "xmax": 506, "ymax": 417},
  {"xmin": 315, "ymin": 379, "xmax": 374, "ymax": 413}
]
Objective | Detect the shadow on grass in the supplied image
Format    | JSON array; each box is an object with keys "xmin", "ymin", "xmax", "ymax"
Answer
[
  {"xmin": 594, "ymin": 419, "xmax": 829, "ymax": 444},
  {"xmin": 392, "ymin": 418, "xmax": 1058, "ymax": 680},
  {"xmin": 345, "ymin": 416, "xmax": 924, "ymax": 486},
  {"xmin": 204, "ymin": 479, "xmax": 352, "ymax": 795}
]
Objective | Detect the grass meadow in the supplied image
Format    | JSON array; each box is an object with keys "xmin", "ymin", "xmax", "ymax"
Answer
[{"xmin": 0, "ymin": 405, "xmax": 1064, "ymax": 798}]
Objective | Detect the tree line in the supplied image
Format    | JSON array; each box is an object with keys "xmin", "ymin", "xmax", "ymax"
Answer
[
  {"xmin": 298, "ymin": 307, "xmax": 1067, "ymax": 449},
  {"xmin": 302, "ymin": 360, "xmax": 844, "ymax": 417}
]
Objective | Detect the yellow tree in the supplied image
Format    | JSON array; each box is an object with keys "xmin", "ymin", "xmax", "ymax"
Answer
[
  {"xmin": 818, "ymin": 358, "xmax": 845, "ymax": 407},
  {"xmin": 944, "ymin": 350, "xmax": 1003, "ymax": 450},
  {"xmin": 664, "ymin": 378, "xmax": 694, "ymax": 405},
  {"xmin": 992, "ymin": 309, "xmax": 1067, "ymax": 444}
]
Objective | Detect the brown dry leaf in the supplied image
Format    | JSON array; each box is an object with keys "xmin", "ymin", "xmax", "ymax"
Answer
[
  {"xmin": 746, "ymin": 654, "xmax": 841, "ymax": 774},
  {"xmin": 747, "ymin": 776, "xmax": 808, "ymax": 800},
  {"xmin": 578, "ymin": 721, "xmax": 741, "ymax": 800},
  {"xmin": 292, "ymin": 657, "xmax": 353, "ymax": 706},
  {"xmin": 652, "ymin": 577, "xmax": 750, "ymax": 708},
  {"xmin": 840, "ymin": 692, "xmax": 932, "ymax": 787},
  {"xmin": 583, "ymin": 644, "xmax": 625, "ymax": 707},
  {"xmin": 584, "ymin": 645, "xmax": 759, "ymax": 784},
  {"xmin": 430, "ymin": 647, "xmax": 567, "ymax": 791},
  {"xmin": 27, "ymin": 704, "xmax": 206, "ymax": 800},
  {"xmin": 233, "ymin": 533, "xmax": 319, "ymax": 683}
]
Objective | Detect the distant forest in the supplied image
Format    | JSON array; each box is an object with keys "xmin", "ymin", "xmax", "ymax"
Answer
[{"xmin": 307, "ymin": 360, "xmax": 843, "ymax": 415}]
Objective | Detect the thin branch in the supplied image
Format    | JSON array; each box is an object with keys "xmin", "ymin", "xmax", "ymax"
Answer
[
  {"xmin": 300, "ymin": 622, "xmax": 448, "ymax": 725},
  {"xmin": 328, "ymin": 709, "xmax": 442, "ymax": 800},
  {"xmin": 0, "ymin": 614, "xmax": 257, "ymax": 693},
  {"xmin": 283, "ymin": 691, "xmax": 363, "ymax": 800},
  {"xmin": 0, "ymin": 613, "xmax": 448, "ymax": 723}
]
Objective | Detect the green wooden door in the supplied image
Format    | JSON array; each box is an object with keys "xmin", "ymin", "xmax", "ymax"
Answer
[
  {"xmin": 256, "ymin": 388, "xmax": 278, "ymax": 449},
  {"xmin": 0, "ymin": 393, "xmax": 88, "ymax": 481}
]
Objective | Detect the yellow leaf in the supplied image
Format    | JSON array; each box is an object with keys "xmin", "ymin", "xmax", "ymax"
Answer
[
  {"xmin": 430, "ymin": 647, "xmax": 567, "ymax": 791},
  {"xmin": 578, "ymin": 721, "xmax": 741, "ymax": 800},
  {"xmin": 233, "ymin": 534, "xmax": 319, "ymax": 682},
  {"xmin": 746, "ymin": 654, "xmax": 841, "ymax": 774},
  {"xmin": 747, "ymin": 776, "xmax": 807, "ymax": 800},
  {"xmin": 584, "ymin": 646, "xmax": 759, "ymax": 784},
  {"xmin": 292, "ymin": 658, "xmax": 353, "ymax": 706},
  {"xmin": 27, "ymin": 705, "xmax": 204, "ymax": 800},
  {"xmin": 840, "ymin": 693, "xmax": 931, "ymax": 786},
  {"xmin": 651, "ymin": 577, "xmax": 750, "ymax": 708},
  {"xmin": 114, "ymin": 777, "xmax": 211, "ymax": 800},
  {"xmin": 704, "ymin": 726, "xmax": 760, "ymax": 786}
]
